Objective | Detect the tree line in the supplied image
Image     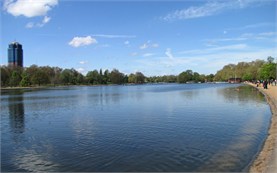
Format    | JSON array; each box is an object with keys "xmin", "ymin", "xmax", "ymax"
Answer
[
  {"xmin": 1, "ymin": 56, "xmax": 276, "ymax": 87},
  {"xmin": 214, "ymin": 56, "xmax": 276, "ymax": 81},
  {"xmin": 1, "ymin": 65, "xmax": 214, "ymax": 87},
  {"xmin": 1, "ymin": 65, "xmax": 142, "ymax": 87}
]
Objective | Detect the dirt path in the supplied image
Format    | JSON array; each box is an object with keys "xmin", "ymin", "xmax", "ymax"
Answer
[{"xmin": 248, "ymin": 83, "xmax": 277, "ymax": 173}]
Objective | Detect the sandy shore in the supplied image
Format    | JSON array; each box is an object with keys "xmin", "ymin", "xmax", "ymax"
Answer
[{"xmin": 248, "ymin": 83, "xmax": 277, "ymax": 173}]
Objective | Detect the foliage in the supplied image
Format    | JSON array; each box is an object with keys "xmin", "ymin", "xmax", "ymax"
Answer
[
  {"xmin": 86, "ymin": 70, "xmax": 100, "ymax": 85},
  {"xmin": 214, "ymin": 57, "xmax": 276, "ymax": 81},
  {"xmin": 259, "ymin": 63, "xmax": 276, "ymax": 80},
  {"xmin": 110, "ymin": 69, "xmax": 124, "ymax": 84},
  {"xmin": 1, "ymin": 56, "xmax": 275, "ymax": 87},
  {"xmin": 9, "ymin": 70, "xmax": 22, "ymax": 87},
  {"xmin": 177, "ymin": 70, "xmax": 205, "ymax": 83},
  {"xmin": 128, "ymin": 72, "xmax": 145, "ymax": 84},
  {"xmin": 20, "ymin": 71, "xmax": 31, "ymax": 87},
  {"xmin": 1, "ymin": 66, "xmax": 12, "ymax": 86}
]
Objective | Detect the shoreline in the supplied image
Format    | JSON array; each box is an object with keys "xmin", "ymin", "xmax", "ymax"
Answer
[{"xmin": 248, "ymin": 83, "xmax": 277, "ymax": 173}]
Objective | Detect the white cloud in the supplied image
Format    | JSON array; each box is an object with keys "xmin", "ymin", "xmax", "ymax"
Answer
[
  {"xmin": 25, "ymin": 16, "xmax": 51, "ymax": 28},
  {"xmin": 162, "ymin": 48, "xmax": 193, "ymax": 67},
  {"xmin": 4, "ymin": 0, "xmax": 58, "ymax": 17},
  {"xmin": 69, "ymin": 36, "xmax": 97, "ymax": 48},
  {"xmin": 139, "ymin": 41, "xmax": 159, "ymax": 50},
  {"xmin": 162, "ymin": 0, "xmax": 259, "ymax": 21},
  {"xmin": 42, "ymin": 16, "xmax": 51, "ymax": 24},
  {"xmin": 165, "ymin": 48, "xmax": 174, "ymax": 60},
  {"xmin": 25, "ymin": 22, "xmax": 34, "ymax": 28},
  {"xmin": 124, "ymin": 41, "xmax": 130, "ymax": 45},
  {"xmin": 79, "ymin": 61, "xmax": 87, "ymax": 64},
  {"xmin": 140, "ymin": 43, "xmax": 148, "ymax": 50}
]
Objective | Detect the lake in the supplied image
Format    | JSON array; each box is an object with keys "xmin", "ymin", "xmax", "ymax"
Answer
[{"xmin": 1, "ymin": 83, "xmax": 271, "ymax": 172}]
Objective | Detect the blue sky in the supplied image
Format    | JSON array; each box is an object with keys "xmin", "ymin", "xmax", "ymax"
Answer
[{"xmin": 1, "ymin": 0, "xmax": 276, "ymax": 76}]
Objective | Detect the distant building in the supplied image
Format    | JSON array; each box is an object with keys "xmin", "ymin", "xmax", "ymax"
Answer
[
  {"xmin": 228, "ymin": 78, "xmax": 242, "ymax": 83},
  {"xmin": 8, "ymin": 42, "xmax": 23, "ymax": 67}
]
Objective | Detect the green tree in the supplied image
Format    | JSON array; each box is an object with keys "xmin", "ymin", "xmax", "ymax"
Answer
[
  {"xmin": 102, "ymin": 69, "xmax": 110, "ymax": 84},
  {"xmin": 9, "ymin": 70, "xmax": 22, "ymax": 87},
  {"xmin": 52, "ymin": 67, "xmax": 63, "ymax": 85},
  {"xmin": 128, "ymin": 73, "xmax": 136, "ymax": 83},
  {"xmin": 31, "ymin": 69, "xmax": 50, "ymax": 86},
  {"xmin": 86, "ymin": 70, "xmax": 100, "ymax": 84},
  {"xmin": 259, "ymin": 63, "xmax": 276, "ymax": 80},
  {"xmin": 135, "ymin": 72, "xmax": 145, "ymax": 84},
  {"xmin": 110, "ymin": 69, "xmax": 124, "ymax": 84},
  {"xmin": 1, "ymin": 66, "xmax": 12, "ymax": 87},
  {"xmin": 205, "ymin": 74, "xmax": 214, "ymax": 82},
  {"xmin": 20, "ymin": 71, "xmax": 31, "ymax": 87},
  {"xmin": 267, "ymin": 56, "xmax": 274, "ymax": 64},
  {"xmin": 60, "ymin": 69, "xmax": 72, "ymax": 85},
  {"xmin": 76, "ymin": 73, "xmax": 84, "ymax": 84},
  {"xmin": 178, "ymin": 70, "xmax": 193, "ymax": 83}
]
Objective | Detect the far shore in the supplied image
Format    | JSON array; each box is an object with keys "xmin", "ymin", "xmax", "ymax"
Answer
[
  {"xmin": 248, "ymin": 83, "xmax": 277, "ymax": 173},
  {"xmin": 0, "ymin": 84, "xmax": 121, "ymax": 90}
]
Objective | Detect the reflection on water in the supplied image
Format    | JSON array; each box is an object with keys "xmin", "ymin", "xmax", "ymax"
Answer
[
  {"xmin": 1, "ymin": 84, "xmax": 271, "ymax": 172},
  {"xmin": 218, "ymin": 85, "xmax": 265, "ymax": 104},
  {"xmin": 13, "ymin": 144, "xmax": 60, "ymax": 172},
  {"xmin": 8, "ymin": 94, "xmax": 25, "ymax": 134}
]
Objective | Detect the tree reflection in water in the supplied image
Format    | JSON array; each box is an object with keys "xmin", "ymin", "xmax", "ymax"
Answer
[{"xmin": 9, "ymin": 93, "xmax": 25, "ymax": 133}]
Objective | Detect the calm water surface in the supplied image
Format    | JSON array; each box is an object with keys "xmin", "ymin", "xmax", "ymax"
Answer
[{"xmin": 1, "ymin": 84, "xmax": 271, "ymax": 172}]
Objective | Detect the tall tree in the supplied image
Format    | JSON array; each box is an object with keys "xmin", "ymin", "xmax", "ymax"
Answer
[
  {"xmin": 110, "ymin": 69, "xmax": 124, "ymax": 84},
  {"xmin": 135, "ymin": 72, "xmax": 145, "ymax": 84},
  {"xmin": 86, "ymin": 70, "xmax": 100, "ymax": 84},
  {"xmin": 1, "ymin": 66, "xmax": 12, "ymax": 87},
  {"xmin": 9, "ymin": 70, "xmax": 22, "ymax": 87},
  {"xmin": 31, "ymin": 69, "xmax": 50, "ymax": 86}
]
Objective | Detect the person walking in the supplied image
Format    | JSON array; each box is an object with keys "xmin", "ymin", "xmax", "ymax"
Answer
[{"xmin": 263, "ymin": 80, "xmax": 268, "ymax": 89}]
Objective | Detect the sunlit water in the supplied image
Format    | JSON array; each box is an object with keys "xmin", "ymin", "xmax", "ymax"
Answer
[{"xmin": 1, "ymin": 84, "xmax": 271, "ymax": 172}]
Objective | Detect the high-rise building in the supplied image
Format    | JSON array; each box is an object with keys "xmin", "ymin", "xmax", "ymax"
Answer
[{"xmin": 8, "ymin": 42, "xmax": 23, "ymax": 67}]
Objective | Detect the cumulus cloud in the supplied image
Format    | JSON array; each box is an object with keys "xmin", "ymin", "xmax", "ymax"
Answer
[
  {"xmin": 69, "ymin": 36, "xmax": 97, "ymax": 47},
  {"xmin": 4, "ymin": 0, "xmax": 58, "ymax": 17}
]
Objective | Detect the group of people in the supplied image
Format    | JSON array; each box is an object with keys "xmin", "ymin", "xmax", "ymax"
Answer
[{"xmin": 255, "ymin": 79, "xmax": 277, "ymax": 89}]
